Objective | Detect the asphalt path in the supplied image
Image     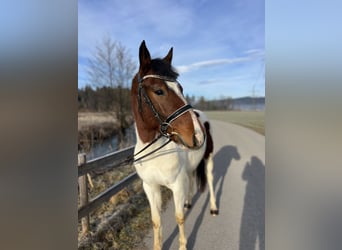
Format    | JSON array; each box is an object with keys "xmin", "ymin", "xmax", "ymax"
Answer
[{"xmin": 142, "ymin": 120, "xmax": 265, "ymax": 250}]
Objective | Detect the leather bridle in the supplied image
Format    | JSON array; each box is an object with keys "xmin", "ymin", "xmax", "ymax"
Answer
[{"xmin": 137, "ymin": 74, "xmax": 203, "ymax": 148}]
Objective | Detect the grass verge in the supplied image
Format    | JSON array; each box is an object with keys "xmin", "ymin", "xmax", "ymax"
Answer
[{"xmin": 205, "ymin": 110, "xmax": 265, "ymax": 135}]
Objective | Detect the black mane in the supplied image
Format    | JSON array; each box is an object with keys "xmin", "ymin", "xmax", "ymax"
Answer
[{"xmin": 150, "ymin": 59, "xmax": 179, "ymax": 79}]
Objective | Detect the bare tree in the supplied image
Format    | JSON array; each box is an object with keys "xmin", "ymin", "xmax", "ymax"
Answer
[{"xmin": 86, "ymin": 36, "xmax": 136, "ymax": 148}]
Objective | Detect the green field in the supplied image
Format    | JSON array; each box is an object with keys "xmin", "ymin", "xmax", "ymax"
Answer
[{"xmin": 205, "ymin": 111, "xmax": 265, "ymax": 135}]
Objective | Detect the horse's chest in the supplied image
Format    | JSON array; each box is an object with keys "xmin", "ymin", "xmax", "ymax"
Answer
[
  {"xmin": 134, "ymin": 139, "xmax": 205, "ymax": 186},
  {"xmin": 135, "ymin": 156, "xmax": 184, "ymax": 186}
]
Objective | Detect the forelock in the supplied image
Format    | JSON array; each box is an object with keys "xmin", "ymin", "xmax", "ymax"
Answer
[{"xmin": 150, "ymin": 59, "xmax": 179, "ymax": 79}]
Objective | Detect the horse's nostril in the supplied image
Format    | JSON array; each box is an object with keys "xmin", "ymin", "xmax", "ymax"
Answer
[
  {"xmin": 193, "ymin": 132, "xmax": 203, "ymax": 147},
  {"xmin": 192, "ymin": 131, "xmax": 205, "ymax": 148},
  {"xmin": 193, "ymin": 134, "xmax": 198, "ymax": 147}
]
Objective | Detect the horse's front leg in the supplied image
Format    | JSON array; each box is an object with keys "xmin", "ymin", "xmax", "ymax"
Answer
[
  {"xmin": 172, "ymin": 174, "xmax": 189, "ymax": 250},
  {"xmin": 143, "ymin": 182, "xmax": 162, "ymax": 250}
]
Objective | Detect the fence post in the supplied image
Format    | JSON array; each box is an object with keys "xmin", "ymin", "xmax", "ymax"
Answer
[{"xmin": 78, "ymin": 153, "xmax": 89, "ymax": 235}]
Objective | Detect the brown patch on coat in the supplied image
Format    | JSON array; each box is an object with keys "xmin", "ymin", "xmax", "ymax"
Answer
[{"xmin": 131, "ymin": 74, "xmax": 163, "ymax": 143}]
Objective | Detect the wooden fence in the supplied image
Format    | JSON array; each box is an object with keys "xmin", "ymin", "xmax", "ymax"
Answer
[{"xmin": 78, "ymin": 145, "xmax": 137, "ymax": 234}]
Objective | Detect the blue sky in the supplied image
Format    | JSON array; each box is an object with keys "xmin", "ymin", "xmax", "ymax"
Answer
[{"xmin": 78, "ymin": 0, "xmax": 264, "ymax": 99}]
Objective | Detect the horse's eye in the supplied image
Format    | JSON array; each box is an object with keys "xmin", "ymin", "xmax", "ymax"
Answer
[{"xmin": 154, "ymin": 89, "xmax": 164, "ymax": 96}]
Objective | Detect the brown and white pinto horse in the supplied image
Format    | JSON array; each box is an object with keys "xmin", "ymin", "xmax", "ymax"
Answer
[{"xmin": 131, "ymin": 41, "xmax": 218, "ymax": 250}]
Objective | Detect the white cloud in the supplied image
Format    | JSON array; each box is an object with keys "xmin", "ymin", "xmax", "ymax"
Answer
[
  {"xmin": 176, "ymin": 56, "xmax": 256, "ymax": 73},
  {"xmin": 244, "ymin": 49, "xmax": 265, "ymax": 57},
  {"xmin": 197, "ymin": 75, "xmax": 249, "ymax": 85}
]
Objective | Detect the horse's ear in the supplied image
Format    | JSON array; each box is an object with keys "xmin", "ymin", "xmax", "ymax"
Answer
[
  {"xmin": 139, "ymin": 40, "xmax": 151, "ymax": 72},
  {"xmin": 163, "ymin": 47, "xmax": 173, "ymax": 64}
]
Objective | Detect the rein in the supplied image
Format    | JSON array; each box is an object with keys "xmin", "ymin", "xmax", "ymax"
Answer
[
  {"xmin": 133, "ymin": 134, "xmax": 172, "ymax": 162},
  {"xmin": 110, "ymin": 135, "xmax": 171, "ymax": 168}
]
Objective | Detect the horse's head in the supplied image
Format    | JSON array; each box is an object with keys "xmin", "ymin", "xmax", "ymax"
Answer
[{"xmin": 131, "ymin": 40, "xmax": 205, "ymax": 149}]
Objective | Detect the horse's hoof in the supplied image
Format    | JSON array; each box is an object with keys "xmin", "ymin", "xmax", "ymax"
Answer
[
  {"xmin": 184, "ymin": 203, "xmax": 192, "ymax": 210},
  {"xmin": 210, "ymin": 209, "xmax": 219, "ymax": 216}
]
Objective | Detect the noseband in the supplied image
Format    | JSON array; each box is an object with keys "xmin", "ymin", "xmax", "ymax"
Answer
[{"xmin": 137, "ymin": 74, "xmax": 193, "ymax": 140}]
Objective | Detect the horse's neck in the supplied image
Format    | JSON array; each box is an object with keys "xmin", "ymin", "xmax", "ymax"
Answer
[
  {"xmin": 135, "ymin": 123, "xmax": 158, "ymax": 143},
  {"xmin": 134, "ymin": 124, "xmax": 159, "ymax": 147}
]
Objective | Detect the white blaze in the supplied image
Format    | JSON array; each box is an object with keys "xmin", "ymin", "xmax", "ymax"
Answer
[{"xmin": 165, "ymin": 81, "xmax": 205, "ymax": 145}]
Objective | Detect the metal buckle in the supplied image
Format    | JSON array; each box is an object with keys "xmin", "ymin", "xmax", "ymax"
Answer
[{"xmin": 160, "ymin": 122, "xmax": 170, "ymax": 137}]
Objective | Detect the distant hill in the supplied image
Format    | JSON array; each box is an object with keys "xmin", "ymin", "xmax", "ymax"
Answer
[
  {"xmin": 232, "ymin": 96, "xmax": 265, "ymax": 111},
  {"xmin": 201, "ymin": 96, "xmax": 265, "ymax": 111}
]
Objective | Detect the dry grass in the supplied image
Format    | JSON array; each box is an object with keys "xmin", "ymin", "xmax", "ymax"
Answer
[
  {"xmin": 78, "ymin": 112, "xmax": 118, "ymax": 131},
  {"xmin": 78, "ymin": 111, "xmax": 134, "ymax": 153}
]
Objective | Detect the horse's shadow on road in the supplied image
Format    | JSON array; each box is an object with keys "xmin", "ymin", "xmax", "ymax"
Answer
[{"xmin": 163, "ymin": 145, "xmax": 240, "ymax": 249}]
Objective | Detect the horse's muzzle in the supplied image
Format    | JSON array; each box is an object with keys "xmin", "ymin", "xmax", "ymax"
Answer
[{"xmin": 191, "ymin": 131, "xmax": 205, "ymax": 149}]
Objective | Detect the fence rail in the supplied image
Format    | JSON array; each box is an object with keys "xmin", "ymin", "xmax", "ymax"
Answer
[
  {"xmin": 78, "ymin": 146, "xmax": 136, "ymax": 232},
  {"xmin": 78, "ymin": 146, "xmax": 135, "ymax": 177}
]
